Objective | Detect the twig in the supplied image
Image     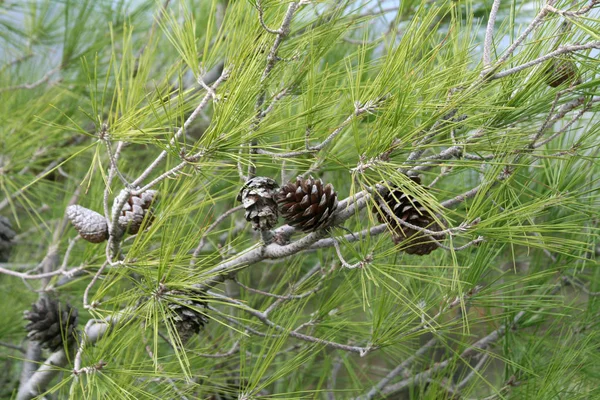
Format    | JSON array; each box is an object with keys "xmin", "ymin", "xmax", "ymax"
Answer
[
  {"xmin": 433, "ymin": 236, "xmax": 485, "ymax": 251},
  {"xmin": 309, "ymin": 224, "xmax": 389, "ymax": 250},
  {"xmin": 0, "ymin": 53, "xmax": 33, "ymax": 72},
  {"xmin": 210, "ymin": 292, "xmax": 374, "ymax": 355},
  {"xmin": 380, "ymin": 283, "xmax": 563, "ymax": 397},
  {"xmin": 439, "ymin": 175, "xmax": 506, "ymax": 209},
  {"xmin": 492, "ymin": 2, "xmax": 554, "ymax": 69},
  {"xmin": 262, "ymin": 2, "xmax": 301, "ymax": 80},
  {"xmin": 333, "ymin": 239, "xmax": 373, "ymax": 269},
  {"xmin": 546, "ymin": 0, "xmax": 600, "ymax": 17},
  {"xmin": 358, "ymin": 337, "xmax": 437, "ymax": 400},
  {"xmin": 0, "ymin": 66, "xmax": 61, "ymax": 93},
  {"xmin": 190, "ymin": 205, "xmax": 244, "ymax": 266},
  {"xmin": 248, "ymin": 1, "xmax": 302, "ymax": 179},
  {"xmin": 379, "ymin": 311, "xmax": 525, "ymax": 396},
  {"xmin": 256, "ymin": 0, "xmax": 282, "ymax": 35},
  {"xmin": 16, "ymin": 350, "xmax": 69, "ymax": 400},
  {"xmin": 491, "ymin": 41, "xmax": 600, "ymax": 80},
  {"xmin": 533, "ymin": 107, "xmax": 588, "ymax": 148},
  {"xmin": 101, "ymin": 126, "xmax": 129, "ymax": 187},
  {"xmin": 72, "ymin": 311, "xmax": 128, "ymax": 379},
  {"xmin": 208, "ymin": 306, "xmax": 280, "ymax": 338},
  {"xmin": 193, "ymin": 340, "xmax": 241, "ymax": 359},
  {"xmin": 327, "ymin": 356, "xmax": 344, "ymax": 400},
  {"xmin": 132, "ymin": 148, "xmax": 207, "ymax": 195},
  {"xmin": 83, "ymin": 261, "xmax": 110, "ymax": 309},
  {"xmin": 257, "ymin": 98, "xmax": 386, "ymax": 158},
  {"xmin": 263, "ymin": 263, "xmax": 322, "ymax": 316},
  {"xmin": 132, "ymin": 68, "xmax": 230, "ymax": 187},
  {"xmin": 456, "ymin": 353, "xmax": 491, "ymax": 390},
  {"xmin": 379, "ymin": 198, "xmax": 480, "ymax": 237},
  {"xmin": 405, "ymin": 110, "xmax": 458, "ymax": 163},
  {"xmin": 0, "ymin": 260, "xmax": 85, "ymax": 280},
  {"xmin": 233, "ymin": 272, "xmax": 323, "ymax": 301},
  {"xmin": 562, "ymin": 276, "xmax": 600, "ymax": 296},
  {"xmin": 483, "ymin": 0, "xmax": 502, "ymax": 70},
  {"xmin": 0, "ymin": 341, "xmax": 25, "ymax": 353},
  {"xmin": 258, "ymin": 87, "xmax": 291, "ymax": 118},
  {"xmin": 530, "ymin": 90, "xmax": 565, "ymax": 147},
  {"xmin": 107, "ymin": 189, "xmax": 130, "ymax": 261},
  {"xmin": 308, "ymin": 99, "xmax": 385, "ymax": 151},
  {"xmin": 104, "ymin": 141, "xmax": 125, "ymax": 226}
]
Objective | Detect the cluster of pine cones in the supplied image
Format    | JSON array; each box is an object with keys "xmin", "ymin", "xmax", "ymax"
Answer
[
  {"xmin": 66, "ymin": 189, "xmax": 157, "ymax": 244},
  {"xmin": 237, "ymin": 176, "xmax": 339, "ymax": 233},
  {"xmin": 238, "ymin": 175, "xmax": 441, "ymax": 255}
]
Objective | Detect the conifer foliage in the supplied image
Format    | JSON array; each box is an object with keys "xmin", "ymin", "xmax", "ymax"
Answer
[{"xmin": 0, "ymin": 0, "xmax": 599, "ymax": 399}]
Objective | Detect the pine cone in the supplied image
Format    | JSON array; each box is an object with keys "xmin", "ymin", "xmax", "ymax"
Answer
[
  {"xmin": 0, "ymin": 216, "xmax": 16, "ymax": 262},
  {"xmin": 278, "ymin": 176, "xmax": 338, "ymax": 232},
  {"xmin": 24, "ymin": 297, "xmax": 79, "ymax": 351},
  {"xmin": 237, "ymin": 177, "xmax": 279, "ymax": 231},
  {"xmin": 66, "ymin": 205, "xmax": 108, "ymax": 243},
  {"xmin": 167, "ymin": 291, "xmax": 209, "ymax": 344},
  {"xmin": 373, "ymin": 177, "xmax": 440, "ymax": 255},
  {"xmin": 115, "ymin": 190, "xmax": 157, "ymax": 234},
  {"xmin": 544, "ymin": 58, "xmax": 580, "ymax": 88}
]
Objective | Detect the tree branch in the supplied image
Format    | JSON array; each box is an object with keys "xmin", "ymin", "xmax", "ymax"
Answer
[{"xmin": 482, "ymin": 0, "xmax": 502, "ymax": 70}]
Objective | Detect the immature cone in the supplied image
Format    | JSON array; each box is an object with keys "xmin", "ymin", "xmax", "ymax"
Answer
[
  {"xmin": 373, "ymin": 177, "xmax": 440, "ymax": 255},
  {"xmin": 544, "ymin": 58, "xmax": 581, "ymax": 88},
  {"xmin": 237, "ymin": 177, "xmax": 279, "ymax": 231},
  {"xmin": 0, "ymin": 216, "xmax": 16, "ymax": 262},
  {"xmin": 24, "ymin": 297, "xmax": 79, "ymax": 351},
  {"xmin": 115, "ymin": 190, "xmax": 157, "ymax": 234},
  {"xmin": 278, "ymin": 176, "xmax": 338, "ymax": 232},
  {"xmin": 167, "ymin": 292, "xmax": 209, "ymax": 344},
  {"xmin": 66, "ymin": 205, "xmax": 108, "ymax": 243}
]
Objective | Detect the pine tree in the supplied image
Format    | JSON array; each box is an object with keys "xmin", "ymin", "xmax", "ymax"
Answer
[{"xmin": 1, "ymin": 1, "xmax": 599, "ymax": 399}]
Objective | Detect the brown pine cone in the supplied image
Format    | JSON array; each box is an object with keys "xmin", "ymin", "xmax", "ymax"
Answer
[
  {"xmin": 373, "ymin": 177, "xmax": 440, "ymax": 255},
  {"xmin": 115, "ymin": 190, "xmax": 157, "ymax": 234},
  {"xmin": 166, "ymin": 291, "xmax": 209, "ymax": 345},
  {"xmin": 237, "ymin": 177, "xmax": 279, "ymax": 231},
  {"xmin": 544, "ymin": 58, "xmax": 581, "ymax": 88},
  {"xmin": 278, "ymin": 176, "xmax": 338, "ymax": 232},
  {"xmin": 24, "ymin": 297, "xmax": 79, "ymax": 351},
  {"xmin": 66, "ymin": 205, "xmax": 108, "ymax": 243},
  {"xmin": 0, "ymin": 216, "xmax": 16, "ymax": 262}
]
